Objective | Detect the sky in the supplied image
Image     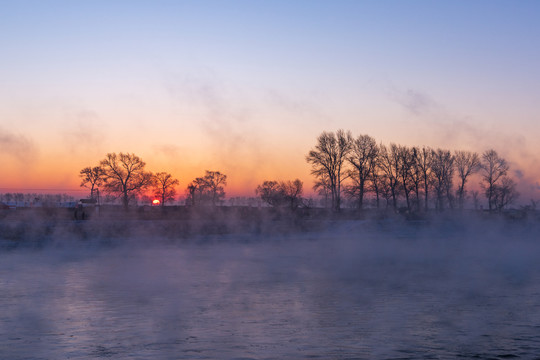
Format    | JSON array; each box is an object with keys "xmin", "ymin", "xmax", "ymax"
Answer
[{"xmin": 1, "ymin": 0, "xmax": 540, "ymax": 201}]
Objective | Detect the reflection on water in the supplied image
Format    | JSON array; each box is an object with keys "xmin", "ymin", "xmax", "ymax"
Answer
[{"xmin": 1, "ymin": 232, "xmax": 540, "ymax": 359}]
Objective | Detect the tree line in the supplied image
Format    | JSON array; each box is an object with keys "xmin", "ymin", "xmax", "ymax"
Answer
[
  {"xmin": 79, "ymin": 153, "xmax": 230, "ymax": 210},
  {"xmin": 74, "ymin": 131, "xmax": 519, "ymax": 212},
  {"xmin": 306, "ymin": 130, "xmax": 518, "ymax": 212}
]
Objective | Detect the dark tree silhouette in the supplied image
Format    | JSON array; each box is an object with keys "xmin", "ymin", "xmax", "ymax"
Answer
[
  {"xmin": 313, "ymin": 173, "xmax": 332, "ymax": 208},
  {"xmin": 256, "ymin": 181, "xmax": 284, "ymax": 207},
  {"xmin": 306, "ymin": 130, "xmax": 353, "ymax": 211},
  {"xmin": 203, "ymin": 171, "xmax": 227, "ymax": 206},
  {"xmin": 431, "ymin": 149, "xmax": 455, "ymax": 210},
  {"xmin": 409, "ymin": 147, "xmax": 424, "ymax": 212},
  {"xmin": 480, "ymin": 149, "xmax": 509, "ymax": 211},
  {"xmin": 416, "ymin": 146, "xmax": 434, "ymax": 211},
  {"xmin": 376, "ymin": 173, "xmax": 394, "ymax": 208},
  {"xmin": 454, "ymin": 150, "xmax": 480, "ymax": 209},
  {"xmin": 153, "ymin": 172, "xmax": 179, "ymax": 206},
  {"xmin": 186, "ymin": 182, "xmax": 199, "ymax": 206},
  {"xmin": 395, "ymin": 145, "xmax": 415, "ymax": 212},
  {"xmin": 79, "ymin": 166, "xmax": 104, "ymax": 199},
  {"xmin": 493, "ymin": 177, "xmax": 519, "ymax": 211},
  {"xmin": 186, "ymin": 170, "xmax": 227, "ymax": 206},
  {"xmin": 368, "ymin": 163, "xmax": 383, "ymax": 208},
  {"xmin": 280, "ymin": 179, "xmax": 304, "ymax": 210},
  {"xmin": 378, "ymin": 144, "xmax": 401, "ymax": 209},
  {"xmin": 347, "ymin": 134, "xmax": 378, "ymax": 209},
  {"xmin": 257, "ymin": 179, "xmax": 304, "ymax": 210},
  {"xmin": 100, "ymin": 152, "xmax": 153, "ymax": 210}
]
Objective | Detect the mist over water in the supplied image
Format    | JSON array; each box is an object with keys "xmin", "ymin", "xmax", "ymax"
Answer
[{"xmin": 2, "ymin": 217, "xmax": 540, "ymax": 359}]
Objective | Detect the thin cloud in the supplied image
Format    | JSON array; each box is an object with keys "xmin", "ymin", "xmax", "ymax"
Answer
[
  {"xmin": 164, "ymin": 73, "xmax": 263, "ymax": 175},
  {"xmin": 153, "ymin": 144, "xmax": 181, "ymax": 159},
  {"xmin": 0, "ymin": 127, "xmax": 38, "ymax": 163},
  {"xmin": 264, "ymin": 88, "xmax": 330, "ymax": 122},
  {"xmin": 388, "ymin": 87, "xmax": 437, "ymax": 116},
  {"xmin": 63, "ymin": 110, "xmax": 105, "ymax": 155}
]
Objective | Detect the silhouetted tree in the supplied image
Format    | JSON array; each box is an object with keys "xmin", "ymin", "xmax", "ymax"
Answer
[
  {"xmin": 378, "ymin": 144, "xmax": 401, "ymax": 209},
  {"xmin": 204, "ymin": 171, "xmax": 227, "ymax": 206},
  {"xmin": 152, "ymin": 172, "xmax": 179, "ymax": 206},
  {"xmin": 100, "ymin": 152, "xmax": 153, "ymax": 210},
  {"xmin": 186, "ymin": 170, "xmax": 227, "ymax": 206},
  {"xmin": 416, "ymin": 146, "xmax": 434, "ymax": 211},
  {"xmin": 256, "ymin": 181, "xmax": 284, "ymax": 207},
  {"xmin": 431, "ymin": 149, "xmax": 455, "ymax": 210},
  {"xmin": 313, "ymin": 173, "xmax": 332, "ymax": 208},
  {"xmin": 79, "ymin": 166, "xmax": 104, "ymax": 199},
  {"xmin": 454, "ymin": 150, "xmax": 480, "ymax": 209},
  {"xmin": 395, "ymin": 145, "xmax": 415, "ymax": 212},
  {"xmin": 480, "ymin": 149, "xmax": 509, "ymax": 211},
  {"xmin": 280, "ymin": 179, "xmax": 304, "ymax": 210},
  {"xmin": 377, "ymin": 173, "xmax": 394, "ymax": 208},
  {"xmin": 186, "ymin": 182, "xmax": 199, "ymax": 206},
  {"xmin": 256, "ymin": 179, "xmax": 304, "ymax": 210},
  {"xmin": 368, "ymin": 163, "xmax": 383, "ymax": 208},
  {"xmin": 409, "ymin": 147, "xmax": 424, "ymax": 212},
  {"xmin": 347, "ymin": 134, "xmax": 378, "ymax": 209},
  {"xmin": 493, "ymin": 177, "xmax": 519, "ymax": 211},
  {"xmin": 306, "ymin": 130, "xmax": 353, "ymax": 211}
]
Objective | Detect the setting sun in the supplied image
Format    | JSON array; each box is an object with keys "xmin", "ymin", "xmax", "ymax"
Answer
[{"xmin": 152, "ymin": 199, "xmax": 160, "ymax": 205}]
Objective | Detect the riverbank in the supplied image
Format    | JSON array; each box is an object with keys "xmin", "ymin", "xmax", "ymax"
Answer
[{"xmin": 1, "ymin": 206, "xmax": 538, "ymax": 249}]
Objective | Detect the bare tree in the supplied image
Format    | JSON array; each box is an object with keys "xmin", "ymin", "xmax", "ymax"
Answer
[
  {"xmin": 431, "ymin": 149, "xmax": 455, "ymax": 211},
  {"xmin": 416, "ymin": 146, "xmax": 434, "ymax": 211},
  {"xmin": 203, "ymin": 171, "xmax": 227, "ymax": 206},
  {"xmin": 186, "ymin": 178, "xmax": 204, "ymax": 206},
  {"xmin": 395, "ymin": 145, "xmax": 415, "ymax": 212},
  {"xmin": 378, "ymin": 143, "xmax": 401, "ymax": 209},
  {"xmin": 313, "ymin": 174, "xmax": 331, "ymax": 208},
  {"xmin": 454, "ymin": 150, "xmax": 480, "ymax": 209},
  {"xmin": 79, "ymin": 166, "xmax": 104, "ymax": 199},
  {"xmin": 493, "ymin": 177, "xmax": 519, "ymax": 211},
  {"xmin": 368, "ymin": 163, "xmax": 382, "ymax": 208},
  {"xmin": 256, "ymin": 179, "xmax": 304, "ymax": 210},
  {"xmin": 153, "ymin": 172, "xmax": 179, "ymax": 206},
  {"xmin": 187, "ymin": 171, "xmax": 227, "ymax": 206},
  {"xmin": 347, "ymin": 134, "xmax": 378, "ymax": 209},
  {"xmin": 408, "ymin": 147, "xmax": 424, "ymax": 212},
  {"xmin": 256, "ymin": 181, "xmax": 284, "ymax": 207},
  {"xmin": 377, "ymin": 173, "xmax": 394, "ymax": 208},
  {"xmin": 280, "ymin": 179, "xmax": 304, "ymax": 210},
  {"xmin": 480, "ymin": 149, "xmax": 509, "ymax": 211},
  {"xmin": 100, "ymin": 152, "xmax": 154, "ymax": 210},
  {"xmin": 306, "ymin": 130, "xmax": 353, "ymax": 211}
]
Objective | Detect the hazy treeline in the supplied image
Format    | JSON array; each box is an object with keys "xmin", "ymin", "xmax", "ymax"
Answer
[
  {"xmin": 306, "ymin": 130, "xmax": 519, "ymax": 213},
  {"xmin": 0, "ymin": 193, "xmax": 75, "ymax": 207}
]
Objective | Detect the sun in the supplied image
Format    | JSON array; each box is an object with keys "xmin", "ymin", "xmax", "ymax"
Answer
[{"xmin": 152, "ymin": 199, "xmax": 160, "ymax": 205}]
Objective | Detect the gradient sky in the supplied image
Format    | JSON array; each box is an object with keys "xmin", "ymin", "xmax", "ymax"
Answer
[{"xmin": 1, "ymin": 0, "xmax": 540, "ymax": 200}]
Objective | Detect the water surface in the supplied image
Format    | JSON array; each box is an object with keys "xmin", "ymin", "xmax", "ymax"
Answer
[{"xmin": 1, "ymin": 227, "xmax": 540, "ymax": 359}]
